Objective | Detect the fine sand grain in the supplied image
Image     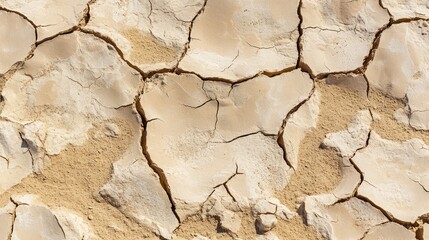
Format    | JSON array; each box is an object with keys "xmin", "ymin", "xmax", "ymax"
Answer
[{"xmin": 122, "ymin": 28, "xmax": 179, "ymax": 66}]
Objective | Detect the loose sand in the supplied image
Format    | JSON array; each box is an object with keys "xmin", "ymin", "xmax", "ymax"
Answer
[
  {"xmin": 274, "ymin": 81, "xmax": 367, "ymax": 240},
  {"xmin": 122, "ymin": 28, "xmax": 179, "ymax": 66},
  {"xmin": 278, "ymin": 81, "xmax": 367, "ymax": 210},
  {"xmin": 0, "ymin": 117, "xmax": 158, "ymax": 239},
  {"xmin": 369, "ymin": 89, "xmax": 429, "ymax": 145}
]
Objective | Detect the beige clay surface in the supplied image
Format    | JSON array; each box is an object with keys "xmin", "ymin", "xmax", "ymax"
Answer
[{"xmin": 0, "ymin": 0, "xmax": 428, "ymax": 239}]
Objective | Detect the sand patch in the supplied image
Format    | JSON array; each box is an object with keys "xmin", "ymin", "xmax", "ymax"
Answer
[
  {"xmin": 175, "ymin": 212, "xmax": 266, "ymax": 239},
  {"xmin": 121, "ymin": 28, "xmax": 179, "ymax": 66},
  {"xmin": 369, "ymin": 89, "xmax": 429, "ymax": 145},
  {"xmin": 174, "ymin": 215, "xmax": 235, "ymax": 239},
  {"xmin": 278, "ymin": 82, "xmax": 367, "ymax": 210},
  {"xmin": 0, "ymin": 117, "xmax": 157, "ymax": 239},
  {"xmin": 274, "ymin": 216, "xmax": 324, "ymax": 240},
  {"xmin": 275, "ymin": 82, "xmax": 429, "ymax": 239},
  {"xmin": 272, "ymin": 82, "xmax": 369, "ymax": 240}
]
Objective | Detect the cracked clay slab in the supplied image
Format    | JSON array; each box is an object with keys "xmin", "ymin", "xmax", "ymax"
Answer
[
  {"xmin": 0, "ymin": 0, "xmax": 88, "ymax": 41},
  {"xmin": 323, "ymin": 110, "xmax": 372, "ymax": 158},
  {"xmin": 1, "ymin": 31, "xmax": 141, "ymax": 170},
  {"xmin": 300, "ymin": 0, "xmax": 389, "ymax": 75},
  {"xmin": 0, "ymin": 30, "xmax": 179, "ymax": 237},
  {"xmin": 0, "ymin": 121, "xmax": 33, "ymax": 194},
  {"xmin": 366, "ymin": 21, "xmax": 429, "ymax": 130},
  {"xmin": 0, "ymin": 30, "xmax": 181, "ymax": 238},
  {"xmin": 0, "ymin": 10, "xmax": 35, "ymax": 74},
  {"xmin": 304, "ymin": 196, "xmax": 388, "ymax": 240},
  {"xmin": 282, "ymin": 89, "xmax": 320, "ymax": 169},
  {"xmin": 178, "ymin": 0, "xmax": 300, "ymax": 81},
  {"xmin": 320, "ymin": 110, "xmax": 372, "ymax": 200},
  {"xmin": 381, "ymin": 0, "xmax": 429, "ymax": 20},
  {"xmin": 85, "ymin": 0, "xmax": 205, "ymax": 72},
  {"xmin": 3, "ymin": 0, "xmax": 429, "ymax": 239},
  {"xmin": 140, "ymin": 70, "xmax": 313, "ymax": 219},
  {"xmin": 214, "ymin": 69, "xmax": 314, "ymax": 141},
  {"xmin": 362, "ymin": 222, "xmax": 416, "ymax": 240},
  {"xmin": 4, "ymin": 194, "xmax": 94, "ymax": 240},
  {"xmin": 13, "ymin": 205, "xmax": 68, "ymax": 240},
  {"xmin": 0, "ymin": 202, "xmax": 14, "ymax": 240},
  {"xmin": 100, "ymin": 124, "xmax": 179, "ymax": 239},
  {"xmin": 353, "ymin": 132, "xmax": 429, "ymax": 223}
]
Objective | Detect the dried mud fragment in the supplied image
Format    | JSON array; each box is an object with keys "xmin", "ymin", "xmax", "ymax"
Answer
[
  {"xmin": 300, "ymin": 0, "xmax": 389, "ymax": 75},
  {"xmin": 0, "ymin": 202, "xmax": 14, "ymax": 240},
  {"xmin": 362, "ymin": 222, "xmax": 416, "ymax": 240},
  {"xmin": 366, "ymin": 21, "xmax": 429, "ymax": 130},
  {"xmin": 179, "ymin": 0, "xmax": 300, "ymax": 81},
  {"xmin": 323, "ymin": 110, "xmax": 372, "ymax": 158},
  {"xmin": 0, "ymin": 0, "xmax": 88, "ymax": 40},
  {"xmin": 0, "ymin": 122, "xmax": 33, "ymax": 194},
  {"xmin": 1, "ymin": 31, "xmax": 141, "ymax": 166},
  {"xmin": 282, "ymin": 90, "xmax": 320, "ymax": 169},
  {"xmin": 0, "ymin": 31, "xmax": 178, "ymax": 237},
  {"xmin": 354, "ymin": 132, "xmax": 429, "ymax": 223},
  {"xmin": 382, "ymin": 0, "xmax": 429, "ymax": 20},
  {"xmin": 321, "ymin": 110, "xmax": 372, "ymax": 200},
  {"xmin": 304, "ymin": 196, "xmax": 388, "ymax": 240},
  {"xmin": 5, "ymin": 195, "xmax": 94, "ymax": 240},
  {"xmin": 140, "ymin": 70, "xmax": 313, "ymax": 220},
  {"xmin": 100, "ymin": 129, "xmax": 179, "ymax": 239},
  {"xmin": 86, "ymin": 0, "xmax": 205, "ymax": 72},
  {"xmin": 0, "ymin": 10, "xmax": 35, "ymax": 74}
]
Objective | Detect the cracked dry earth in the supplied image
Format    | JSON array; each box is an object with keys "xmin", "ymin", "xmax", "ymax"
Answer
[{"xmin": 1, "ymin": 1, "xmax": 429, "ymax": 240}]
